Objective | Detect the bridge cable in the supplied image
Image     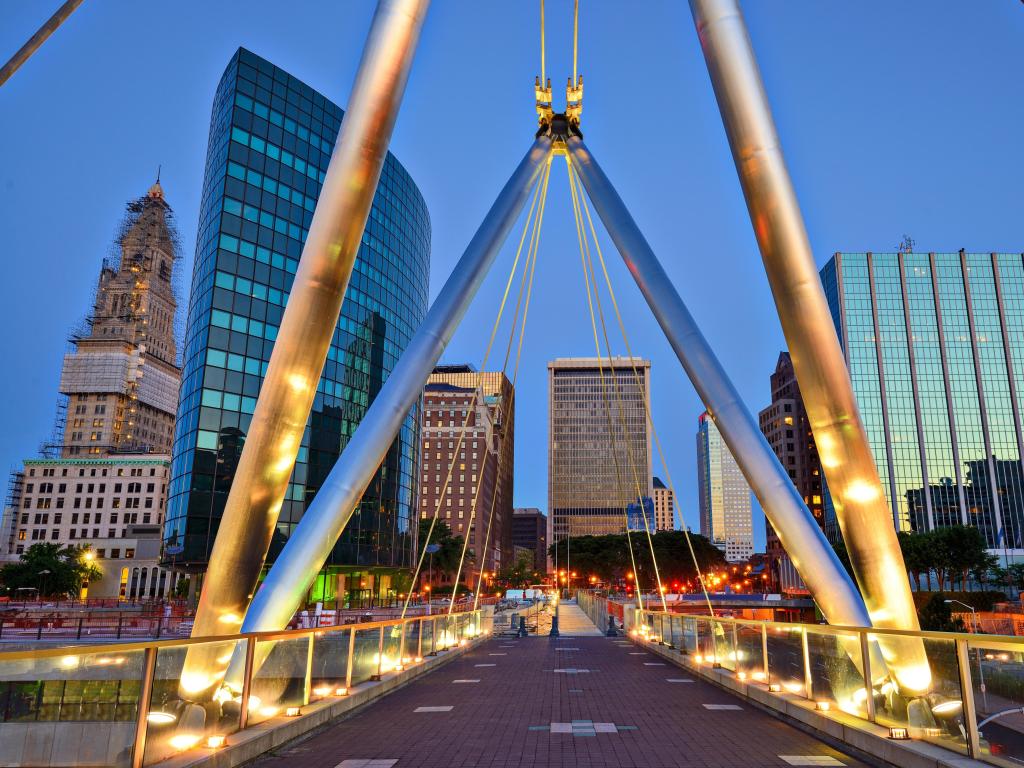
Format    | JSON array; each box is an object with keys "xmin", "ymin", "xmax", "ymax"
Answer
[
  {"xmin": 447, "ymin": 157, "xmax": 553, "ymax": 617},
  {"xmin": 471, "ymin": 160, "xmax": 549, "ymax": 611},
  {"xmin": 540, "ymin": 0, "xmax": 546, "ymax": 88},
  {"xmin": 567, "ymin": 160, "xmax": 667, "ymax": 613},
  {"xmin": 564, "ymin": 156, "xmax": 646, "ymax": 613},
  {"xmin": 573, "ymin": 166, "xmax": 717, "ymax": 618},
  {"xmin": 572, "ymin": 0, "xmax": 579, "ymax": 88},
  {"xmin": 399, "ymin": 167, "xmax": 547, "ymax": 622}
]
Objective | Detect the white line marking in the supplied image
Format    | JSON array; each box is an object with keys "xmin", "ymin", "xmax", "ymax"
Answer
[
  {"xmin": 703, "ymin": 704, "xmax": 742, "ymax": 710},
  {"xmin": 778, "ymin": 757, "xmax": 845, "ymax": 767},
  {"xmin": 452, "ymin": 679, "xmax": 480, "ymax": 683},
  {"xmin": 414, "ymin": 706, "xmax": 453, "ymax": 712}
]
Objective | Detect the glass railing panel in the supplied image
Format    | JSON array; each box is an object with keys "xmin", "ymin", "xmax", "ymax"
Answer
[
  {"xmin": 381, "ymin": 624, "xmax": 402, "ymax": 674},
  {"xmin": 143, "ymin": 639, "xmax": 239, "ymax": 764},
  {"xmin": 735, "ymin": 622, "xmax": 767, "ymax": 682},
  {"xmin": 711, "ymin": 620, "xmax": 735, "ymax": 671},
  {"xmin": 766, "ymin": 625, "xmax": 807, "ymax": 695},
  {"xmin": 680, "ymin": 615, "xmax": 699, "ymax": 655},
  {"xmin": 0, "ymin": 646, "xmax": 145, "ymax": 768},
  {"xmin": 247, "ymin": 635, "xmax": 310, "ymax": 725},
  {"xmin": 350, "ymin": 628, "xmax": 380, "ymax": 687},
  {"xmin": 805, "ymin": 628, "xmax": 865, "ymax": 717},
  {"xmin": 868, "ymin": 634, "xmax": 967, "ymax": 756},
  {"xmin": 309, "ymin": 629, "xmax": 350, "ymax": 700},
  {"xmin": 965, "ymin": 639, "xmax": 1024, "ymax": 765}
]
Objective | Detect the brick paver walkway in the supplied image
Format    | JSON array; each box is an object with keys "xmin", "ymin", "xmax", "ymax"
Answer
[{"xmin": 254, "ymin": 636, "xmax": 870, "ymax": 768}]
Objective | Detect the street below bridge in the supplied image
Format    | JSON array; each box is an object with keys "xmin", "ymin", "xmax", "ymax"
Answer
[{"xmin": 253, "ymin": 602, "xmax": 867, "ymax": 768}]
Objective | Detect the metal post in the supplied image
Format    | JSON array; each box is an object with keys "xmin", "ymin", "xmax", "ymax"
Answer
[
  {"xmin": 761, "ymin": 624, "xmax": 769, "ymax": 681},
  {"xmin": 730, "ymin": 622, "xmax": 740, "ymax": 672},
  {"xmin": 0, "ymin": 0, "xmax": 85, "ymax": 88},
  {"xmin": 238, "ymin": 137, "xmax": 552, "ymax": 642},
  {"xmin": 345, "ymin": 627, "xmax": 356, "ymax": 690},
  {"xmin": 130, "ymin": 646, "xmax": 157, "ymax": 768},
  {"xmin": 430, "ymin": 616, "xmax": 437, "ymax": 656},
  {"xmin": 186, "ymin": 0, "xmax": 431, "ymax": 696},
  {"xmin": 566, "ymin": 137, "xmax": 872, "ymax": 635},
  {"xmin": 956, "ymin": 637, "xmax": 981, "ymax": 758},
  {"xmin": 399, "ymin": 621, "xmax": 406, "ymax": 664},
  {"xmin": 688, "ymin": 0, "xmax": 926, "ymax": 692},
  {"xmin": 417, "ymin": 617, "xmax": 424, "ymax": 659},
  {"xmin": 116, "ymin": 615, "xmax": 123, "ymax": 639},
  {"xmin": 303, "ymin": 633, "xmax": 314, "ymax": 705},
  {"xmin": 238, "ymin": 637, "xmax": 256, "ymax": 729},
  {"xmin": 801, "ymin": 629, "xmax": 812, "ymax": 700},
  {"xmin": 859, "ymin": 630, "xmax": 875, "ymax": 722},
  {"xmin": 76, "ymin": 618, "xmax": 83, "ymax": 640},
  {"xmin": 373, "ymin": 626, "xmax": 385, "ymax": 680}
]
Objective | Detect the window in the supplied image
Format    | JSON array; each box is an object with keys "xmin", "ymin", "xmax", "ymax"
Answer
[{"xmin": 125, "ymin": 548, "xmax": 135, "ymax": 559}]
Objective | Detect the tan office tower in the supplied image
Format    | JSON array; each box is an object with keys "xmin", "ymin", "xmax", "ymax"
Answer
[
  {"xmin": 548, "ymin": 357, "xmax": 653, "ymax": 557},
  {"xmin": 697, "ymin": 411, "xmax": 754, "ymax": 562},
  {"xmin": 58, "ymin": 180, "xmax": 181, "ymax": 457},
  {"xmin": 652, "ymin": 477, "xmax": 676, "ymax": 530},
  {"xmin": 419, "ymin": 365, "xmax": 514, "ymax": 582}
]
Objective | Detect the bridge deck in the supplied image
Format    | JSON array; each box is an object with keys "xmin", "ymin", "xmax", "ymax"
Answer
[{"xmin": 254, "ymin": 630, "xmax": 868, "ymax": 767}]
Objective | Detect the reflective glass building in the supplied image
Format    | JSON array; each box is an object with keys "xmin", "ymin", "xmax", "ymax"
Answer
[
  {"xmin": 164, "ymin": 49, "xmax": 431, "ymax": 603},
  {"xmin": 821, "ymin": 252, "xmax": 1024, "ymax": 553}
]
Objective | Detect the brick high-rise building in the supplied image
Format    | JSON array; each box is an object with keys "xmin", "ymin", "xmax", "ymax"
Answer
[
  {"xmin": 418, "ymin": 366, "xmax": 514, "ymax": 583},
  {"xmin": 59, "ymin": 180, "xmax": 181, "ymax": 457},
  {"xmin": 758, "ymin": 352, "xmax": 823, "ymax": 592}
]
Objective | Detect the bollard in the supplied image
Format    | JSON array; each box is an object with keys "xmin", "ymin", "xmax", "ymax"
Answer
[
  {"xmin": 518, "ymin": 615, "xmax": 528, "ymax": 638},
  {"xmin": 549, "ymin": 613, "xmax": 559, "ymax": 638},
  {"xmin": 606, "ymin": 614, "xmax": 617, "ymax": 637}
]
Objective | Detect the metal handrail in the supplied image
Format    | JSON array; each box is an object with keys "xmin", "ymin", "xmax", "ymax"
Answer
[{"xmin": 0, "ymin": 604, "xmax": 482, "ymax": 662}]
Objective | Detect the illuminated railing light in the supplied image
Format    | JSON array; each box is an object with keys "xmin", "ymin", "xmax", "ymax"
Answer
[
  {"xmin": 169, "ymin": 734, "xmax": 201, "ymax": 751},
  {"xmin": 312, "ymin": 686, "xmax": 332, "ymax": 697},
  {"xmin": 146, "ymin": 711, "xmax": 176, "ymax": 725},
  {"xmin": 888, "ymin": 726, "xmax": 909, "ymax": 740},
  {"xmin": 769, "ymin": 683, "xmax": 782, "ymax": 693},
  {"xmin": 285, "ymin": 706, "xmax": 301, "ymax": 717},
  {"xmin": 815, "ymin": 700, "xmax": 831, "ymax": 711},
  {"xmin": 205, "ymin": 735, "xmax": 226, "ymax": 749}
]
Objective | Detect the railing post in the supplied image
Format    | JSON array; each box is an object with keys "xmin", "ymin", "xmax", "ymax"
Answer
[
  {"xmin": 417, "ymin": 617, "xmax": 424, "ymax": 659},
  {"xmin": 116, "ymin": 615, "xmax": 123, "ymax": 639},
  {"xmin": 345, "ymin": 627, "xmax": 356, "ymax": 690},
  {"xmin": 76, "ymin": 617, "xmax": 83, "ymax": 640},
  {"xmin": 373, "ymin": 625, "xmax": 385, "ymax": 680},
  {"xmin": 761, "ymin": 624, "xmax": 769, "ymax": 682},
  {"xmin": 730, "ymin": 621, "xmax": 740, "ymax": 673},
  {"xmin": 130, "ymin": 646, "xmax": 157, "ymax": 768},
  {"xmin": 859, "ymin": 629, "xmax": 875, "ymax": 722},
  {"xmin": 429, "ymin": 616, "xmax": 437, "ymax": 656},
  {"xmin": 398, "ymin": 621, "xmax": 406, "ymax": 664},
  {"xmin": 36, "ymin": 617, "xmax": 43, "ymax": 640},
  {"xmin": 955, "ymin": 637, "xmax": 981, "ymax": 758},
  {"xmin": 238, "ymin": 636, "xmax": 256, "ymax": 730},
  {"xmin": 302, "ymin": 632, "xmax": 314, "ymax": 705},
  {"xmin": 800, "ymin": 628, "xmax": 812, "ymax": 700}
]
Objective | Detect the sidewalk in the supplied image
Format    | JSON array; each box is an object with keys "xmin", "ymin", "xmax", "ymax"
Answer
[{"xmin": 253, "ymin": 635, "xmax": 867, "ymax": 767}]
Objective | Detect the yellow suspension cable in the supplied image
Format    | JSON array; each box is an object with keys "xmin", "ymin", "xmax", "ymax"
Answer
[
  {"xmin": 574, "ymin": 167, "xmax": 717, "ymax": 618},
  {"xmin": 449, "ymin": 158, "xmax": 552, "ymax": 617},
  {"xmin": 400, "ymin": 169, "xmax": 545, "ymax": 620},
  {"xmin": 472, "ymin": 159, "xmax": 549, "ymax": 611},
  {"xmin": 572, "ymin": 0, "xmax": 579, "ymax": 87},
  {"xmin": 567, "ymin": 161, "xmax": 667, "ymax": 613},
  {"xmin": 540, "ymin": 0, "xmax": 546, "ymax": 87},
  {"xmin": 565, "ymin": 156, "xmax": 644, "ymax": 613}
]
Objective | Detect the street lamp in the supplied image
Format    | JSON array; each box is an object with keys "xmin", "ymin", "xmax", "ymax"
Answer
[{"xmin": 946, "ymin": 599, "xmax": 986, "ymax": 711}]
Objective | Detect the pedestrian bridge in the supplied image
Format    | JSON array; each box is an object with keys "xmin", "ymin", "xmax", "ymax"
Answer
[{"xmin": 0, "ymin": 597, "xmax": 1017, "ymax": 768}]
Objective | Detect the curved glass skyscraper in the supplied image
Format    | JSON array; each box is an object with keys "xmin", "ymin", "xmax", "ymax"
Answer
[{"xmin": 165, "ymin": 49, "xmax": 430, "ymax": 604}]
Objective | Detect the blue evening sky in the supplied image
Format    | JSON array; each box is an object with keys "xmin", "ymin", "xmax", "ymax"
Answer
[{"xmin": 1, "ymin": 2, "xmax": 1021, "ymax": 550}]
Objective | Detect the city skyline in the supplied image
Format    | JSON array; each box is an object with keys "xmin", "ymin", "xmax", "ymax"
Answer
[{"xmin": 2, "ymin": 3, "xmax": 1022, "ymax": 552}]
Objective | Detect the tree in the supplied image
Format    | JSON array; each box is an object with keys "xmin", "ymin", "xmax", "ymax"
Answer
[
  {"xmin": 0, "ymin": 544, "xmax": 102, "ymax": 599},
  {"xmin": 417, "ymin": 519, "xmax": 472, "ymax": 586},
  {"xmin": 496, "ymin": 549, "xmax": 536, "ymax": 589},
  {"xmin": 918, "ymin": 593, "xmax": 966, "ymax": 632}
]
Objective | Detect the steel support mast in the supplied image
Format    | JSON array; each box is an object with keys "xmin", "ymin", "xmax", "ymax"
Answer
[
  {"xmin": 182, "ymin": 0, "xmax": 430, "ymax": 698},
  {"xmin": 688, "ymin": 0, "xmax": 928, "ymax": 691}
]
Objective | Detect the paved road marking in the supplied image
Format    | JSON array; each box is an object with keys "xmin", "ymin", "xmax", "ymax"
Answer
[
  {"xmin": 666, "ymin": 678, "xmax": 693, "ymax": 683},
  {"xmin": 553, "ymin": 668, "xmax": 591, "ymax": 673},
  {"xmin": 556, "ymin": 647, "xmax": 581, "ymax": 650},
  {"xmin": 414, "ymin": 706, "xmax": 453, "ymax": 712},
  {"xmin": 643, "ymin": 662, "xmax": 666, "ymax": 666},
  {"xmin": 703, "ymin": 704, "xmax": 743, "ymax": 710},
  {"xmin": 539, "ymin": 720, "xmax": 634, "ymax": 736},
  {"xmin": 334, "ymin": 761, "xmax": 398, "ymax": 768},
  {"xmin": 452, "ymin": 679, "xmax": 480, "ymax": 683},
  {"xmin": 474, "ymin": 663, "xmax": 496, "ymax": 667},
  {"xmin": 628, "ymin": 652, "xmax": 647, "ymax": 655},
  {"xmin": 489, "ymin": 653, "xmax": 507, "ymax": 656},
  {"xmin": 779, "ymin": 757, "xmax": 845, "ymax": 767}
]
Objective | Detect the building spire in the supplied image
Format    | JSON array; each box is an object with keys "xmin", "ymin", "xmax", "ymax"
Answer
[{"xmin": 148, "ymin": 165, "xmax": 164, "ymax": 200}]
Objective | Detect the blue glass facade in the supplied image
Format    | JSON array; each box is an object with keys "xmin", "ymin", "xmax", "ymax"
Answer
[
  {"xmin": 821, "ymin": 252, "xmax": 1024, "ymax": 552},
  {"xmin": 164, "ymin": 49, "xmax": 430, "ymax": 582}
]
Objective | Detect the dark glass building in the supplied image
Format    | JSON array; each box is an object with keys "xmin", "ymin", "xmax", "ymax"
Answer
[
  {"xmin": 164, "ymin": 49, "xmax": 431, "ymax": 604},
  {"xmin": 821, "ymin": 251, "xmax": 1024, "ymax": 555}
]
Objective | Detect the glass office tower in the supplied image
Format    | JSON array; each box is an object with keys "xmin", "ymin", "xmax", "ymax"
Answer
[
  {"xmin": 821, "ymin": 252, "xmax": 1024, "ymax": 554},
  {"xmin": 164, "ymin": 49, "xmax": 431, "ymax": 604}
]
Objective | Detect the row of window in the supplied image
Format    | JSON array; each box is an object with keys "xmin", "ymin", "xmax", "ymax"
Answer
[{"xmin": 26, "ymin": 466, "xmax": 163, "ymax": 478}]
